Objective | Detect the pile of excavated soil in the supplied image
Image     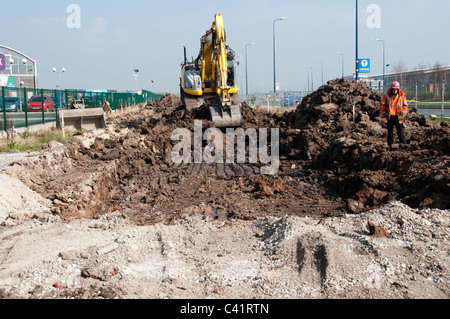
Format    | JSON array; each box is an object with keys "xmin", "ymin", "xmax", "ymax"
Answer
[
  {"xmin": 273, "ymin": 79, "xmax": 450, "ymax": 213},
  {"xmin": 5, "ymin": 81, "xmax": 449, "ymax": 225},
  {"xmin": 0, "ymin": 80, "xmax": 448, "ymax": 299}
]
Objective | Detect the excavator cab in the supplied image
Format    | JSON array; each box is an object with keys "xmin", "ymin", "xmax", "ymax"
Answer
[
  {"xmin": 180, "ymin": 14, "xmax": 242, "ymax": 128},
  {"xmin": 227, "ymin": 60, "xmax": 236, "ymax": 87}
]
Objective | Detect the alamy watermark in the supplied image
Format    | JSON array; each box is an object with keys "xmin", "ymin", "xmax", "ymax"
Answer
[
  {"xmin": 171, "ymin": 120, "xmax": 280, "ymax": 175},
  {"xmin": 367, "ymin": 4, "xmax": 381, "ymax": 29},
  {"xmin": 66, "ymin": 4, "xmax": 81, "ymax": 29}
]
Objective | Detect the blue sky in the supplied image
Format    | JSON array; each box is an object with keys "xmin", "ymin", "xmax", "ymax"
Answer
[{"xmin": 1, "ymin": 0, "xmax": 448, "ymax": 93}]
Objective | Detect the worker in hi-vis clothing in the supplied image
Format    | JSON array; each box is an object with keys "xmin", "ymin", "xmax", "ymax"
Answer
[{"xmin": 380, "ymin": 81, "xmax": 409, "ymax": 148}]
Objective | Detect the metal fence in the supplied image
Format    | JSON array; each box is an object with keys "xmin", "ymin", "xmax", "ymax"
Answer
[
  {"xmin": 243, "ymin": 79, "xmax": 449, "ymax": 117},
  {"xmin": 1, "ymin": 86, "xmax": 163, "ymax": 132},
  {"xmin": 242, "ymin": 91, "xmax": 304, "ymax": 108},
  {"xmin": 368, "ymin": 79, "xmax": 449, "ymax": 118}
]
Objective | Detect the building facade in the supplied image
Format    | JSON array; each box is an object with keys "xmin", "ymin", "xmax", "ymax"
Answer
[{"xmin": 0, "ymin": 45, "xmax": 37, "ymax": 91}]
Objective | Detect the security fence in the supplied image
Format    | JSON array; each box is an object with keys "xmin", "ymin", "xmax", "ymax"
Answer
[
  {"xmin": 1, "ymin": 86, "xmax": 163, "ymax": 132},
  {"xmin": 243, "ymin": 91, "xmax": 303, "ymax": 108},
  {"xmin": 367, "ymin": 79, "xmax": 449, "ymax": 118},
  {"xmin": 244, "ymin": 79, "xmax": 449, "ymax": 118}
]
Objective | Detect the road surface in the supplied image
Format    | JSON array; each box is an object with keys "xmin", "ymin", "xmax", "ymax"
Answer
[{"xmin": 2, "ymin": 111, "xmax": 57, "ymax": 129}]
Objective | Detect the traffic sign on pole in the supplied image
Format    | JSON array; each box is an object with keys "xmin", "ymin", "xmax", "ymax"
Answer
[{"xmin": 359, "ymin": 58, "xmax": 371, "ymax": 73}]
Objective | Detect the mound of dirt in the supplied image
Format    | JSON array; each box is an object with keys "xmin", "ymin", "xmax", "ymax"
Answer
[
  {"xmin": 0, "ymin": 84, "xmax": 449, "ymax": 300},
  {"xmin": 272, "ymin": 79, "xmax": 450, "ymax": 212},
  {"xmin": 4, "ymin": 80, "xmax": 447, "ymax": 226}
]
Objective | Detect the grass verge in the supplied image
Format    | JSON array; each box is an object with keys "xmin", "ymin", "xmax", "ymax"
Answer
[
  {"xmin": 430, "ymin": 117, "xmax": 450, "ymax": 124},
  {"xmin": 0, "ymin": 130, "xmax": 77, "ymax": 153}
]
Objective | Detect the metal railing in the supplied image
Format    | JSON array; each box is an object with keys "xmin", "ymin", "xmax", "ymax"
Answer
[
  {"xmin": 1, "ymin": 86, "xmax": 163, "ymax": 132},
  {"xmin": 242, "ymin": 91, "xmax": 303, "ymax": 108}
]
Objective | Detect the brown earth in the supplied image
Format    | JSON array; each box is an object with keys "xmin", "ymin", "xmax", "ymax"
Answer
[
  {"xmin": 10, "ymin": 79, "xmax": 448, "ymax": 226},
  {"xmin": 0, "ymin": 79, "xmax": 449, "ymax": 299}
]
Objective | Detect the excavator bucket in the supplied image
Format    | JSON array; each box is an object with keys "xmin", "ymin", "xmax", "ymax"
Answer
[
  {"xmin": 57, "ymin": 108, "xmax": 107, "ymax": 131},
  {"xmin": 209, "ymin": 104, "xmax": 242, "ymax": 128}
]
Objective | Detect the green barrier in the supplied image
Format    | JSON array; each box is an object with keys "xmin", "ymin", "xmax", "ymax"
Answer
[{"xmin": 1, "ymin": 86, "xmax": 163, "ymax": 132}]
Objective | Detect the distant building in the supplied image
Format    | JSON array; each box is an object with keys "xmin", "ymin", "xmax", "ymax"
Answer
[
  {"xmin": 0, "ymin": 45, "xmax": 37, "ymax": 91},
  {"xmin": 344, "ymin": 65, "xmax": 450, "ymax": 99}
]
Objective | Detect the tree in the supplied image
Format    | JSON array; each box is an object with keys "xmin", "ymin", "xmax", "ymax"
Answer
[
  {"xmin": 391, "ymin": 61, "xmax": 407, "ymax": 87},
  {"xmin": 433, "ymin": 61, "xmax": 446, "ymax": 82},
  {"xmin": 392, "ymin": 61, "xmax": 407, "ymax": 74}
]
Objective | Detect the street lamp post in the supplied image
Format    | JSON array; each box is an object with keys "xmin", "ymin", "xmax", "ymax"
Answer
[
  {"xmin": 33, "ymin": 59, "xmax": 38, "ymax": 94},
  {"xmin": 8, "ymin": 58, "xmax": 26, "ymax": 111},
  {"xmin": 273, "ymin": 17, "xmax": 286, "ymax": 94},
  {"xmin": 376, "ymin": 38, "xmax": 386, "ymax": 92},
  {"xmin": 133, "ymin": 69, "xmax": 139, "ymax": 93},
  {"xmin": 52, "ymin": 67, "xmax": 66, "ymax": 109},
  {"xmin": 318, "ymin": 61, "xmax": 324, "ymax": 86},
  {"xmin": 386, "ymin": 64, "xmax": 390, "ymax": 84},
  {"xmin": 8, "ymin": 58, "xmax": 22, "ymax": 110},
  {"xmin": 18, "ymin": 59, "xmax": 26, "ymax": 111},
  {"xmin": 337, "ymin": 52, "xmax": 344, "ymax": 78},
  {"xmin": 307, "ymin": 72, "xmax": 310, "ymax": 93},
  {"xmin": 9, "ymin": 58, "xmax": 14, "ymax": 77},
  {"xmin": 245, "ymin": 43, "xmax": 255, "ymax": 99},
  {"xmin": 52, "ymin": 67, "xmax": 66, "ymax": 89}
]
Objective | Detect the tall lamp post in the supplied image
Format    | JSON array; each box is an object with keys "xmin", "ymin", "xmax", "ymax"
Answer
[
  {"xmin": 52, "ymin": 67, "xmax": 66, "ymax": 109},
  {"xmin": 52, "ymin": 67, "xmax": 66, "ymax": 89},
  {"xmin": 337, "ymin": 52, "xmax": 344, "ymax": 78},
  {"xmin": 309, "ymin": 67, "xmax": 314, "ymax": 92},
  {"xmin": 318, "ymin": 61, "xmax": 324, "ymax": 86},
  {"xmin": 8, "ymin": 58, "xmax": 14, "ymax": 77},
  {"xmin": 245, "ymin": 43, "xmax": 255, "ymax": 98},
  {"xmin": 376, "ymin": 38, "xmax": 386, "ymax": 92},
  {"xmin": 307, "ymin": 72, "xmax": 310, "ymax": 93},
  {"xmin": 273, "ymin": 17, "xmax": 286, "ymax": 94},
  {"xmin": 19, "ymin": 58, "xmax": 26, "ymax": 111},
  {"xmin": 386, "ymin": 64, "xmax": 390, "ymax": 84},
  {"xmin": 8, "ymin": 58, "xmax": 27, "ymax": 111},
  {"xmin": 133, "ymin": 69, "xmax": 139, "ymax": 93}
]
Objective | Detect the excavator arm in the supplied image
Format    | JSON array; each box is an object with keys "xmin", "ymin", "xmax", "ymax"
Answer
[
  {"xmin": 213, "ymin": 15, "xmax": 231, "ymax": 104},
  {"xmin": 196, "ymin": 14, "xmax": 231, "ymax": 104}
]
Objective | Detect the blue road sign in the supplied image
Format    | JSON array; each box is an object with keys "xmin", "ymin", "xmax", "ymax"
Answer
[
  {"xmin": 285, "ymin": 96, "xmax": 294, "ymax": 105},
  {"xmin": 359, "ymin": 58, "xmax": 371, "ymax": 73}
]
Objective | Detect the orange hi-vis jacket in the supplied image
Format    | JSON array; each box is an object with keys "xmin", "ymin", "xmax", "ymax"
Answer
[{"xmin": 380, "ymin": 89, "xmax": 408, "ymax": 124}]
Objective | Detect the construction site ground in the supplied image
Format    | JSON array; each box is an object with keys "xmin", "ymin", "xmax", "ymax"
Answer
[{"xmin": 0, "ymin": 79, "xmax": 448, "ymax": 299}]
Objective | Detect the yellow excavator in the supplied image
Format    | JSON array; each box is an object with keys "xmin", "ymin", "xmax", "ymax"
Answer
[{"xmin": 180, "ymin": 14, "xmax": 242, "ymax": 128}]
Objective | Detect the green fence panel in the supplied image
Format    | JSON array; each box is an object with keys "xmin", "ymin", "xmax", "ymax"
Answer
[{"xmin": 1, "ymin": 86, "xmax": 163, "ymax": 132}]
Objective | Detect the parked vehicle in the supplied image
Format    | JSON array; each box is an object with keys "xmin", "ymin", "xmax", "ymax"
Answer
[
  {"xmin": 3, "ymin": 97, "xmax": 25, "ymax": 112},
  {"xmin": 27, "ymin": 96, "xmax": 55, "ymax": 112}
]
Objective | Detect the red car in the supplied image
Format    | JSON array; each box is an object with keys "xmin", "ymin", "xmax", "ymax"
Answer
[{"xmin": 27, "ymin": 96, "xmax": 55, "ymax": 112}]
